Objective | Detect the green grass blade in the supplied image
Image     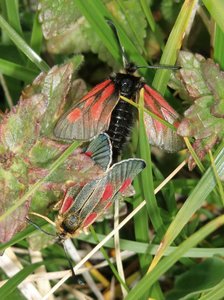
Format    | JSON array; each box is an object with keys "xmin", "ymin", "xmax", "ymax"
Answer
[
  {"xmin": 79, "ymin": 233, "xmax": 224, "ymax": 258},
  {"xmin": 133, "ymin": 178, "xmax": 150, "ymax": 271},
  {"xmin": 30, "ymin": 13, "xmax": 43, "ymax": 55},
  {"xmin": 153, "ymin": 0, "xmax": 198, "ymax": 94},
  {"xmin": 124, "ymin": 215, "xmax": 224, "ymax": 300},
  {"xmin": 203, "ymin": 0, "xmax": 224, "ymax": 33},
  {"xmin": 140, "ymin": 0, "xmax": 155, "ymax": 31},
  {"xmin": 0, "ymin": 15, "xmax": 49, "ymax": 72},
  {"xmin": 138, "ymin": 90, "xmax": 165, "ymax": 236},
  {"xmin": 5, "ymin": 0, "xmax": 23, "ymax": 36},
  {"xmin": 0, "ymin": 58, "xmax": 38, "ymax": 81},
  {"xmin": 149, "ymin": 147, "xmax": 224, "ymax": 270},
  {"xmin": 0, "ymin": 262, "xmax": 43, "ymax": 299},
  {"xmin": 213, "ymin": 24, "xmax": 224, "ymax": 69}
]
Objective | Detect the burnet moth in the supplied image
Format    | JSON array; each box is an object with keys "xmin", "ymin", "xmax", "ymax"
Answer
[
  {"xmin": 54, "ymin": 20, "xmax": 184, "ymax": 161},
  {"xmin": 56, "ymin": 158, "xmax": 145, "ymax": 240},
  {"xmin": 54, "ymin": 133, "xmax": 146, "ymax": 241}
]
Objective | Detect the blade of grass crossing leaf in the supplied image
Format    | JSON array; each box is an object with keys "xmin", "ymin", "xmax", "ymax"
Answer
[
  {"xmin": 149, "ymin": 147, "xmax": 224, "ymax": 271},
  {"xmin": 0, "ymin": 15, "xmax": 49, "ymax": 72},
  {"xmin": 0, "ymin": 58, "xmax": 38, "ymax": 81},
  {"xmin": 124, "ymin": 215, "xmax": 224, "ymax": 300},
  {"xmin": 138, "ymin": 89, "xmax": 165, "ymax": 236},
  {"xmin": 0, "ymin": 262, "xmax": 43, "ymax": 299},
  {"xmin": 213, "ymin": 24, "xmax": 224, "ymax": 69},
  {"xmin": 203, "ymin": 0, "xmax": 224, "ymax": 34},
  {"xmin": 5, "ymin": 0, "xmax": 23, "ymax": 36},
  {"xmin": 153, "ymin": 0, "xmax": 198, "ymax": 94},
  {"xmin": 0, "ymin": 141, "xmax": 81, "ymax": 223},
  {"xmin": 140, "ymin": 0, "xmax": 155, "ymax": 32}
]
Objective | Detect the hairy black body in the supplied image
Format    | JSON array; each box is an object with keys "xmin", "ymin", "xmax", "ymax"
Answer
[{"xmin": 106, "ymin": 73, "xmax": 144, "ymax": 161}]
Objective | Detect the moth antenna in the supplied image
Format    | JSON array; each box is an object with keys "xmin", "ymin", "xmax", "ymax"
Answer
[
  {"xmin": 62, "ymin": 241, "xmax": 76, "ymax": 279},
  {"xmin": 136, "ymin": 64, "xmax": 180, "ymax": 71},
  {"xmin": 26, "ymin": 217, "xmax": 56, "ymax": 237},
  {"xmin": 29, "ymin": 211, "xmax": 56, "ymax": 226},
  {"xmin": 106, "ymin": 19, "xmax": 129, "ymax": 69}
]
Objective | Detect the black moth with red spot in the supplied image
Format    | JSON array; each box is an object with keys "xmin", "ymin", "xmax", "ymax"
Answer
[{"xmin": 54, "ymin": 22, "xmax": 184, "ymax": 161}]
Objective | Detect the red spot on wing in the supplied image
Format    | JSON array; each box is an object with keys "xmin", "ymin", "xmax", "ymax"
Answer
[
  {"xmin": 83, "ymin": 212, "xmax": 98, "ymax": 228},
  {"xmin": 84, "ymin": 96, "xmax": 95, "ymax": 109},
  {"xmin": 91, "ymin": 83, "xmax": 115, "ymax": 120},
  {"xmin": 60, "ymin": 196, "xmax": 73, "ymax": 214},
  {"xmin": 101, "ymin": 183, "xmax": 114, "ymax": 201},
  {"xmin": 67, "ymin": 108, "xmax": 82, "ymax": 123},
  {"xmin": 85, "ymin": 151, "xmax": 93, "ymax": 157},
  {"xmin": 119, "ymin": 178, "xmax": 132, "ymax": 193},
  {"xmin": 82, "ymin": 80, "xmax": 112, "ymax": 101}
]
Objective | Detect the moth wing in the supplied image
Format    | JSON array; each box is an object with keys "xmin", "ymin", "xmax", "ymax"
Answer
[
  {"xmin": 84, "ymin": 133, "xmax": 112, "ymax": 170},
  {"xmin": 59, "ymin": 178, "xmax": 101, "ymax": 215},
  {"xmin": 79, "ymin": 158, "xmax": 146, "ymax": 228},
  {"xmin": 143, "ymin": 84, "xmax": 184, "ymax": 152},
  {"xmin": 54, "ymin": 80, "xmax": 119, "ymax": 140}
]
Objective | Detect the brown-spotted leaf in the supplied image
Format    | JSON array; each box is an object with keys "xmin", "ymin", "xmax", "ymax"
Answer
[
  {"xmin": 0, "ymin": 157, "xmax": 29, "ymax": 243},
  {"xmin": 39, "ymin": 0, "xmax": 146, "ymax": 68},
  {"xmin": 38, "ymin": 0, "xmax": 81, "ymax": 39},
  {"xmin": 0, "ymin": 64, "xmax": 107, "ymax": 243},
  {"xmin": 169, "ymin": 51, "xmax": 224, "ymax": 169}
]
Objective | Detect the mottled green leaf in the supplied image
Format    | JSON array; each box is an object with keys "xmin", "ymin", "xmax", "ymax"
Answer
[
  {"xmin": 169, "ymin": 51, "xmax": 224, "ymax": 169},
  {"xmin": 0, "ymin": 63, "xmax": 106, "ymax": 242}
]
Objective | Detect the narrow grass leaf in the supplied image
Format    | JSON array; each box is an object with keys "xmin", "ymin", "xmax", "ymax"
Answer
[
  {"xmin": 5, "ymin": 0, "xmax": 23, "ymax": 36},
  {"xmin": 0, "ymin": 262, "xmax": 43, "ymax": 299},
  {"xmin": 138, "ymin": 89, "xmax": 164, "ymax": 236},
  {"xmin": 203, "ymin": 0, "xmax": 224, "ymax": 33},
  {"xmin": 125, "ymin": 215, "xmax": 224, "ymax": 300},
  {"xmin": 79, "ymin": 233, "xmax": 224, "ymax": 258},
  {"xmin": 0, "ymin": 15, "xmax": 49, "ymax": 72},
  {"xmin": 214, "ymin": 24, "xmax": 224, "ymax": 69},
  {"xmin": 140, "ymin": 0, "xmax": 155, "ymax": 31},
  {"xmin": 149, "ymin": 147, "xmax": 224, "ymax": 271},
  {"xmin": 153, "ymin": 0, "xmax": 198, "ymax": 94},
  {"xmin": 0, "ymin": 59, "xmax": 38, "ymax": 81}
]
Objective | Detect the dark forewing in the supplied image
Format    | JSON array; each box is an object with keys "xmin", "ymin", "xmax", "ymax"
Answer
[
  {"xmin": 143, "ymin": 84, "xmax": 184, "ymax": 152},
  {"xmin": 54, "ymin": 80, "xmax": 119, "ymax": 140}
]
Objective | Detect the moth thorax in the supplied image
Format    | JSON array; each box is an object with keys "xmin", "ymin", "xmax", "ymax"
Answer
[
  {"xmin": 61, "ymin": 212, "xmax": 81, "ymax": 234},
  {"xmin": 113, "ymin": 73, "xmax": 144, "ymax": 98}
]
